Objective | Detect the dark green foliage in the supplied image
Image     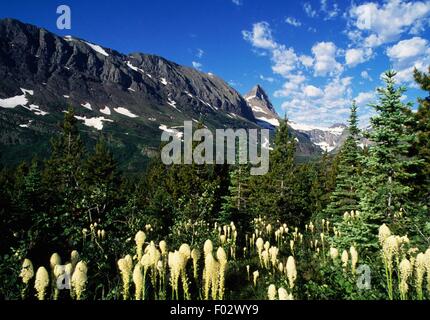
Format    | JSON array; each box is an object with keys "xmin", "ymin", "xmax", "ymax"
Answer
[
  {"xmin": 324, "ymin": 102, "xmax": 362, "ymax": 220},
  {"xmin": 248, "ymin": 118, "xmax": 306, "ymax": 224},
  {"xmin": 409, "ymin": 68, "xmax": 430, "ymax": 208},
  {"xmin": 1, "ymin": 67, "xmax": 430, "ymax": 300}
]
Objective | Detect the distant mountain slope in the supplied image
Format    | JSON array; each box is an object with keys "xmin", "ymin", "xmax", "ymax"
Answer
[
  {"xmin": 244, "ymin": 85, "xmax": 280, "ymax": 128},
  {"xmin": 0, "ymin": 18, "xmax": 324, "ymax": 169},
  {"xmin": 288, "ymin": 122, "xmax": 347, "ymax": 153},
  {"xmin": 244, "ymin": 85, "xmax": 323, "ymax": 156}
]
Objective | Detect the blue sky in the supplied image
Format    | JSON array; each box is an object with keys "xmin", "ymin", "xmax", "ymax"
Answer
[{"xmin": 1, "ymin": 0, "xmax": 429, "ymax": 127}]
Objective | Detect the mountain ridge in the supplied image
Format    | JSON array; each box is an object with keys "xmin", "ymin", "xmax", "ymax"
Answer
[{"xmin": 0, "ymin": 18, "xmax": 342, "ymax": 169}]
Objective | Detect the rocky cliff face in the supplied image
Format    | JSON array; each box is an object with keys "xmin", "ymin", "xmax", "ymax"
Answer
[
  {"xmin": 244, "ymin": 85, "xmax": 279, "ymax": 128},
  {"xmin": 0, "ymin": 18, "xmax": 323, "ymax": 169},
  {"xmin": 0, "ymin": 18, "xmax": 255, "ymax": 123},
  {"xmin": 244, "ymin": 85, "xmax": 323, "ymax": 156},
  {"xmin": 288, "ymin": 122, "xmax": 347, "ymax": 153}
]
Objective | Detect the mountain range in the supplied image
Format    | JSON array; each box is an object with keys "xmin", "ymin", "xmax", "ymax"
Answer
[{"xmin": 0, "ymin": 18, "xmax": 347, "ymax": 170}]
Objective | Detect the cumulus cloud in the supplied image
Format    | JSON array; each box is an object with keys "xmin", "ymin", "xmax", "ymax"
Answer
[
  {"xmin": 242, "ymin": 22, "xmax": 277, "ymax": 50},
  {"xmin": 285, "ymin": 17, "xmax": 302, "ymax": 27},
  {"xmin": 299, "ymin": 55, "xmax": 314, "ymax": 68},
  {"xmin": 243, "ymin": 22, "xmax": 302, "ymax": 79},
  {"xmin": 304, "ymin": 85, "xmax": 324, "ymax": 98},
  {"xmin": 231, "ymin": 0, "xmax": 242, "ymax": 6},
  {"xmin": 386, "ymin": 37, "xmax": 430, "ymax": 83},
  {"xmin": 386, "ymin": 36, "xmax": 429, "ymax": 61},
  {"xmin": 345, "ymin": 47, "xmax": 372, "ymax": 67},
  {"xmin": 277, "ymin": 76, "xmax": 355, "ymax": 126},
  {"xmin": 271, "ymin": 46, "xmax": 299, "ymax": 77},
  {"xmin": 349, "ymin": 0, "xmax": 430, "ymax": 48},
  {"xmin": 311, "ymin": 42, "xmax": 343, "ymax": 76},
  {"xmin": 355, "ymin": 91, "xmax": 375, "ymax": 106}
]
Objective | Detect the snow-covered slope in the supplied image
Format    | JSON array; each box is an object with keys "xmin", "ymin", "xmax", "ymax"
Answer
[{"xmin": 289, "ymin": 121, "xmax": 347, "ymax": 152}]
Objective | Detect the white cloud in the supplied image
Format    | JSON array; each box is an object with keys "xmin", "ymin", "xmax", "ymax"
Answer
[
  {"xmin": 279, "ymin": 76, "xmax": 354, "ymax": 126},
  {"xmin": 260, "ymin": 75, "xmax": 275, "ymax": 83},
  {"xmin": 386, "ymin": 37, "xmax": 430, "ymax": 84},
  {"xmin": 196, "ymin": 48, "xmax": 204, "ymax": 58},
  {"xmin": 192, "ymin": 61, "xmax": 203, "ymax": 70},
  {"xmin": 274, "ymin": 74, "xmax": 306, "ymax": 97},
  {"xmin": 345, "ymin": 47, "xmax": 372, "ymax": 67},
  {"xmin": 285, "ymin": 17, "xmax": 302, "ymax": 27},
  {"xmin": 311, "ymin": 41, "xmax": 343, "ymax": 76},
  {"xmin": 271, "ymin": 46, "xmax": 299, "ymax": 78},
  {"xmin": 320, "ymin": 0, "xmax": 340, "ymax": 20},
  {"xmin": 386, "ymin": 36, "xmax": 429, "ymax": 61},
  {"xmin": 349, "ymin": 0, "xmax": 430, "ymax": 48},
  {"xmin": 242, "ymin": 21, "xmax": 368, "ymax": 126},
  {"xmin": 299, "ymin": 55, "xmax": 314, "ymax": 68},
  {"xmin": 242, "ymin": 22, "xmax": 277, "ymax": 50},
  {"xmin": 232, "ymin": 0, "xmax": 242, "ymax": 6},
  {"xmin": 303, "ymin": 2, "xmax": 317, "ymax": 18},
  {"xmin": 361, "ymin": 70, "xmax": 373, "ymax": 81},
  {"xmin": 304, "ymin": 85, "xmax": 324, "ymax": 98},
  {"xmin": 243, "ymin": 22, "xmax": 301, "ymax": 79},
  {"xmin": 355, "ymin": 91, "xmax": 375, "ymax": 106}
]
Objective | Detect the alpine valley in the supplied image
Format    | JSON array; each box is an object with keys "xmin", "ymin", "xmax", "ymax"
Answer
[{"xmin": 0, "ymin": 19, "xmax": 347, "ymax": 170}]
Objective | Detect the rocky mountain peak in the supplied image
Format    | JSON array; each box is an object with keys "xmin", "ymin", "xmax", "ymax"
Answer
[{"xmin": 244, "ymin": 84, "xmax": 279, "ymax": 128}]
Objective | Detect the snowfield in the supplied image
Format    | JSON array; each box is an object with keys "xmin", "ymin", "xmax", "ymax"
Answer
[
  {"xmin": 23, "ymin": 104, "xmax": 49, "ymax": 116},
  {"xmin": 19, "ymin": 120, "xmax": 33, "ymax": 128},
  {"xmin": 114, "ymin": 107, "xmax": 139, "ymax": 118},
  {"xmin": 0, "ymin": 88, "xmax": 33, "ymax": 109},
  {"xmin": 74, "ymin": 116, "xmax": 113, "ymax": 130},
  {"xmin": 159, "ymin": 124, "xmax": 184, "ymax": 139},
  {"xmin": 100, "ymin": 106, "xmax": 111, "ymax": 115},
  {"xmin": 255, "ymin": 116, "xmax": 280, "ymax": 127},
  {"xmin": 83, "ymin": 41, "xmax": 109, "ymax": 57},
  {"xmin": 81, "ymin": 102, "xmax": 92, "ymax": 110}
]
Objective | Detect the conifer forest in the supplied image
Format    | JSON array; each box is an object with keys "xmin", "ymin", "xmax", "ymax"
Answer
[{"xmin": 1, "ymin": 69, "xmax": 430, "ymax": 301}]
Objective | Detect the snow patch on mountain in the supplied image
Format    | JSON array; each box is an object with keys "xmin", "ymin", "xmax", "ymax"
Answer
[
  {"xmin": 289, "ymin": 121, "xmax": 346, "ymax": 153},
  {"xmin": 126, "ymin": 61, "xmax": 145, "ymax": 74},
  {"xmin": 114, "ymin": 107, "xmax": 139, "ymax": 118},
  {"xmin": 19, "ymin": 120, "xmax": 33, "ymax": 128},
  {"xmin": 81, "ymin": 102, "xmax": 92, "ymax": 110},
  {"xmin": 0, "ymin": 88, "xmax": 33, "ymax": 109},
  {"xmin": 159, "ymin": 124, "xmax": 183, "ymax": 139},
  {"xmin": 100, "ymin": 106, "xmax": 111, "ymax": 115},
  {"xmin": 74, "ymin": 116, "xmax": 113, "ymax": 130},
  {"xmin": 23, "ymin": 104, "xmax": 49, "ymax": 116},
  {"xmin": 256, "ymin": 116, "xmax": 280, "ymax": 127},
  {"xmin": 83, "ymin": 41, "xmax": 109, "ymax": 57}
]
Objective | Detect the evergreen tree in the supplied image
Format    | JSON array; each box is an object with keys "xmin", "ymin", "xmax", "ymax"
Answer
[
  {"xmin": 323, "ymin": 102, "xmax": 361, "ymax": 220},
  {"xmin": 220, "ymin": 162, "xmax": 251, "ymax": 224},
  {"xmin": 41, "ymin": 107, "xmax": 87, "ymax": 247},
  {"xmin": 342, "ymin": 71, "xmax": 420, "ymax": 251},
  {"xmin": 82, "ymin": 137, "xmax": 120, "ymax": 222},
  {"xmin": 249, "ymin": 118, "xmax": 305, "ymax": 224},
  {"xmin": 409, "ymin": 67, "xmax": 430, "ymax": 208}
]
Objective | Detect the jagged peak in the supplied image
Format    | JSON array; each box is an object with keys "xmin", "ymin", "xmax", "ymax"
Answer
[{"xmin": 245, "ymin": 84, "xmax": 269, "ymax": 100}]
